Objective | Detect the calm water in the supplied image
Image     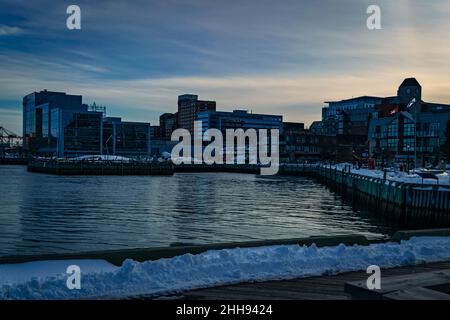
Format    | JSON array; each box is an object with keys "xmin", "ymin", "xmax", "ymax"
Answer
[{"xmin": 0, "ymin": 165, "xmax": 393, "ymax": 257}]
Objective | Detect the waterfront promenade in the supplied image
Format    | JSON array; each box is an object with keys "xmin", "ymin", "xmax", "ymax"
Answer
[
  {"xmin": 2, "ymin": 229, "xmax": 450, "ymax": 299},
  {"xmin": 178, "ymin": 259, "xmax": 450, "ymax": 300}
]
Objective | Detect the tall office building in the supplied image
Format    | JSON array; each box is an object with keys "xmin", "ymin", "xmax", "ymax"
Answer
[
  {"xmin": 23, "ymin": 90, "xmax": 103, "ymax": 157},
  {"xmin": 23, "ymin": 90, "xmax": 151, "ymax": 158},
  {"xmin": 177, "ymin": 94, "xmax": 216, "ymax": 135}
]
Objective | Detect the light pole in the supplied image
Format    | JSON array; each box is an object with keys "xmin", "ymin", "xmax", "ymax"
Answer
[
  {"xmin": 407, "ymin": 144, "xmax": 411, "ymax": 174},
  {"xmin": 413, "ymin": 101, "xmax": 418, "ymax": 169}
]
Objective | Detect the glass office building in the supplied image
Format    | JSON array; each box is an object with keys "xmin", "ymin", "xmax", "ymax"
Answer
[
  {"xmin": 23, "ymin": 90, "xmax": 151, "ymax": 158},
  {"xmin": 196, "ymin": 109, "xmax": 283, "ymax": 136},
  {"xmin": 22, "ymin": 90, "xmax": 100, "ymax": 156},
  {"xmin": 102, "ymin": 117, "xmax": 151, "ymax": 158}
]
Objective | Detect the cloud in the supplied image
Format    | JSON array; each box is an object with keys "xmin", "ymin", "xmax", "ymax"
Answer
[
  {"xmin": 0, "ymin": 25, "xmax": 23, "ymax": 36},
  {"xmin": 1, "ymin": 0, "xmax": 450, "ymax": 133}
]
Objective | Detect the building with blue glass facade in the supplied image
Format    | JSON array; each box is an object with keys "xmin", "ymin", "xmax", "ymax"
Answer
[
  {"xmin": 23, "ymin": 90, "xmax": 151, "ymax": 158},
  {"xmin": 196, "ymin": 109, "xmax": 283, "ymax": 136},
  {"xmin": 103, "ymin": 117, "xmax": 151, "ymax": 158}
]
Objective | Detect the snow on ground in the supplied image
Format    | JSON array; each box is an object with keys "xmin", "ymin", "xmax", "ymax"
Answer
[
  {"xmin": 70, "ymin": 155, "xmax": 132, "ymax": 162},
  {"xmin": 2, "ymin": 236, "xmax": 450, "ymax": 299},
  {"xmin": 332, "ymin": 163, "xmax": 450, "ymax": 185},
  {"xmin": 0, "ymin": 260, "xmax": 117, "ymax": 285}
]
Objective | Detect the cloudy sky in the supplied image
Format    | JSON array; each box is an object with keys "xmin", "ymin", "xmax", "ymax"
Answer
[{"xmin": 1, "ymin": 0, "xmax": 450, "ymax": 134}]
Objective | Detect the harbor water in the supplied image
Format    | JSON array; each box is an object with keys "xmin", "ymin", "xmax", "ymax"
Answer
[{"xmin": 0, "ymin": 165, "xmax": 394, "ymax": 257}]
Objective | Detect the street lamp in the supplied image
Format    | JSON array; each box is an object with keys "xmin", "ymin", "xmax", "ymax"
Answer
[{"xmin": 407, "ymin": 144, "xmax": 411, "ymax": 174}]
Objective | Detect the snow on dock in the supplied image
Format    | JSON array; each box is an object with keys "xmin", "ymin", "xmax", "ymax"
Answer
[{"xmin": 2, "ymin": 236, "xmax": 450, "ymax": 299}]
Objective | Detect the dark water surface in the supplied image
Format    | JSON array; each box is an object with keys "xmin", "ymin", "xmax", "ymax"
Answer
[{"xmin": 0, "ymin": 165, "xmax": 393, "ymax": 256}]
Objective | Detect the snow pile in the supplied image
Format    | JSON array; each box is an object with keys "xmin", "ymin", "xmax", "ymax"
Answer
[
  {"xmin": 332, "ymin": 164, "xmax": 450, "ymax": 185},
  {"xmin": 0, "ymin": 260, "xmax": 117, "ymax": 285},
  {"xmin": 69, "ymin": 155, "xmax": 131, "ymax": 162},
  {"xmin": 2, "ymin": 236, "xmax": 450, "ymax": 299}
]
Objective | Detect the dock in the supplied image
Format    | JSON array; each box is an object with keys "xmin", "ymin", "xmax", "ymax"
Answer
[
  {"xmin": 0, "ymin": 157, "xmax": 27, "ymax": 165},
  {"xmin": 178, "ymin": 260, "xmax": 450, "ymax": 300},
  {"xmin": 2, "ymin": 229, "xmax": 450, "ymax": 300},
  {"xmin": 315, "ymin": 165, "xmax": 450, "ymax": 228},
  {"xmin": 27, "ymin": 158, "xmax": 174, "ymax": 175}
]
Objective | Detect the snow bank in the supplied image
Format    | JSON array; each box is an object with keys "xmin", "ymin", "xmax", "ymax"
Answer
[
  {"xmin": 2, "ymin": 236, "xmax": 450, "ymax": 299},
  {"xmin": 0, "ymin": 260, "xmax": 117, "ymax": 286},
  {"xmin": 332, "ymin": 164, "xmax": 450, "ymax": 185},
  {"xmin": 69, "ymin": 155, "xmax": 131, "ymax": 162}
]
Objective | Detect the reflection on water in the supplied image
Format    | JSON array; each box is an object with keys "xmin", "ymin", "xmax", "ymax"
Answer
[{"xmin": 0, "ymin": 165, "xmax": 393, "ymax": 256}]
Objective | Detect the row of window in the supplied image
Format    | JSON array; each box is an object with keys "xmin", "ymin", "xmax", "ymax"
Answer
[{"xmin": 374, "ymin": 121, "xmax": 439, "ymax": 139}]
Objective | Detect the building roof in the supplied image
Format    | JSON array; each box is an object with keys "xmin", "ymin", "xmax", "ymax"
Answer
[
  {"xmin": 399, "ymin": 78, "xmax": 421, "ymax": 88},
  {"xmin": 324, "ymin": 96, "xmax": 384, "ymax": 104}
]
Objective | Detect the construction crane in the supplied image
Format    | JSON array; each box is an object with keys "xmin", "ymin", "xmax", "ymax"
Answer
[{"xmin": 0, "ymin": 126, "xmax": 22, "ymax": 147}]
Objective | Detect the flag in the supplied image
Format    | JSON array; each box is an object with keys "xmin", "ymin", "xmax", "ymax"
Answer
[
  {"xmin": 407, "ymin": 98, "xmax": 416, "ymax": 109},
  {"xmin": 390, "ymin": 106, "xmax": 398, "ymax": 115}
]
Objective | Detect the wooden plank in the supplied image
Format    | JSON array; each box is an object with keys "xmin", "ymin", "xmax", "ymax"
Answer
[
  {"xmin": 383, "ymin": 287, "xmax": 450, "ymax": 300},
  {"xmin": 175, "ymin": 261, "xmax": 450, "ymax": 301},
  {"xmin": 345, "ymin": 269, "xmax": 450, "ymax": 300}
]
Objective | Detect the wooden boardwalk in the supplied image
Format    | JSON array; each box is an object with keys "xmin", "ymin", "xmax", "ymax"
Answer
[{"xmin": 176, "ymin": 260, "xmax": 450, "ymax": 300}]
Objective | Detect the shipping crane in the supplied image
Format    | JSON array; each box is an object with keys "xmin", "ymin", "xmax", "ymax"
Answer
[{"xmin": 0, "ymin": 126, "xmax": 22, "ymax": 147}]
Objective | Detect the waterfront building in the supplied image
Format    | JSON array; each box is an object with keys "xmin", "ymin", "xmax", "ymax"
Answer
[
  {"xmin": 367, "ymin": 78, "xmax": 450, "ymax": 166},
  {"xmin": 159, "ymin": 112, "xmax": 178, "ymax": 139},
  {"xmin": 23, "ymin": 90, "xmax": 151, "ymax": 158},
  {"xmin": 150, "ymin": 125, "xmax": 163, "ymax": 140},
  {"xmin": 195, "ymin": 109, "xmax": 282, "ymax": 163},
  {"xmin": 196, "ymin": 109, "xmax": 283, "ymax": 135},
  {"xmin": 311, "ymin": 96, "xmax": 387, "ymax": 161},
  {"xmin": 280, "ymin": 122, "xmax": 321, "ymax": 162},
  {"xmin": 322, "ymin": 96, "xmax": 385, "ymax": 120},
  {"xmin": 368, "ymin": 102, "xmax": 450, "ymax": 166},
  {"xmin": 311, "ymin": 78, "xmax": 448, "ymax": 163},
  {"xmin": 102, "ymin": 117, "xmax": 151, "ymax": 158},
  {"xmin": 178, "ymin": 94, "xmax": 216, "ymax": 135},
  {"xmin": 23, "ymin": 90, "xmax": 103, "ymax": 157}
]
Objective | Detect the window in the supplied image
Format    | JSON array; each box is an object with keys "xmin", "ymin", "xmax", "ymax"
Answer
[
  {"xmin": 388, "ymin": 138, "xmax": 398, "ymax": 151},
  {"xmin": 388, "ymin": 119, "xmax": 398, "ymax": 137},
  {"xmin": 51, "ymin": 109, "xmax": 59, "ymax": 138},
  {"xmin": 404, "ymin": 122, "xmax": 415, "ymax": 137},
  {"xmin": 403, "ymin": 138, "xmax": 415, "ymax": 152},
  {"xmin": 430, "ymin": 123, "xmax": 439, "ymax": 136},
  {"xmin": 42, "ymin": 105, "xmax": 49, "ymax": 138}
]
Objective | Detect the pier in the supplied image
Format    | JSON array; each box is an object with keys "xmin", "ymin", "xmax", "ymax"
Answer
[
  {"xmin": 27, "ymin": 158, "xmax": 174, "ymax": 175},
  {"xmin": 0, "ymin": 157, "xmax": 27, "ymax": 165},
  {"xmin": 315, "ymin": 165, "xmax": 450, "ymax": 228},
  {"xmin": 179, "ymin": 260, "xmax": 450, "ymax": 300}
]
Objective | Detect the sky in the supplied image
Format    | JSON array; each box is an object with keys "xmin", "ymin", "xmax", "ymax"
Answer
[{"xmin": 1, "ymin": 0, "xmax": 450, "ymax": 135}]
